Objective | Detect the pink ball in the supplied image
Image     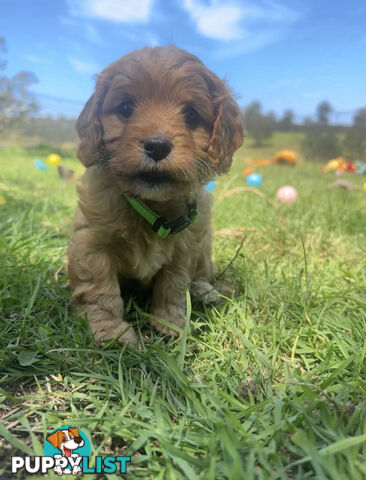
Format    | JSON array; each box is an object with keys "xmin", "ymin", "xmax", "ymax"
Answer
[{"xmin": 276, "ymin": 185, "xmax": 298, "ymax": 204}]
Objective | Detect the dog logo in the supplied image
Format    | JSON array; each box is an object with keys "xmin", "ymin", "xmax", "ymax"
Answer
[
  {"xmin": 11, "ymin": 426, "xmax": 130, "ymax": 476},
  {"xmin": 44, "ymin": 426, "xmax": 90, "ymax": 476},
  {"xmin": 47, "ymin": 427, "xmax": 85, "ymax": 458}
]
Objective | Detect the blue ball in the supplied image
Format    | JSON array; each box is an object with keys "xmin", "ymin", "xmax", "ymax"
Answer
[
  {"xmin": 34, "ymin": 159, "xmax": 48, "ymax": 171},
  {"xmin": 246, "ymin": 173, "xmax": 262, "ymax": 187},
  {"xmin": 205, "ymin": 180, "xmax": 216, "ymax": 191}
]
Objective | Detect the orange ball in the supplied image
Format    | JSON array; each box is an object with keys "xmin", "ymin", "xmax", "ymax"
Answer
[
  {"xmin": 272, "ymin": 150, "xmax": 297, "ymax": 165},
  {"xmin": 243, "ymin": 168, "xmax": 254, "ymax": 177}
]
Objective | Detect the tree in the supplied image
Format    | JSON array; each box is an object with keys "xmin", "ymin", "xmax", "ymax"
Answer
[
  {"xmin": 353, "ymin": 108, "xmax": 366, "ymax": 126},
  {"xmin": 278, "ymin": 109, "xmax": 294, "ymax": 131},
  {"xmin": 21, "ymin": 115, "xmax": 77, "ymax": 144},
  {"xmin": 343, "ymin": 108, "xmax": 366, "ymax": 160},
  {"xmin": 302, "ymin": 101, "xmax": 340, "ymax": 161},
  {"xmin": 243, "ymin": 101, "xmax": 275, "ymax": 147},
  {"xmin": 316, "ymin": 101, "xmax": 333, "ymax": 126},
  {"xmin": 0, "ymin": 38, "xmax": 38, "ymax": 133},
  {"xmin": 302, "ymin": 130, "xmax": 340, "ymax": 161},
  {"xmin": 0, "ymin": 38, "xmax": 6, "ymax": 70}
]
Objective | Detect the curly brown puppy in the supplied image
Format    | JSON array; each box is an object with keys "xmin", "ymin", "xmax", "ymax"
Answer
[{"xmin": 68, "ymin": 46, "xmax": 243, "ymax": 344}]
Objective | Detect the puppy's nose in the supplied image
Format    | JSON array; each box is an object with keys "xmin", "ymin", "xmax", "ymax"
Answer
[
  {"xmin": 74, "ymin": 437, "xmax": 83, "ymax": 444},
  {"xmin": 143, "ymin": 136, "xmax": 172, "ymax": 162}
]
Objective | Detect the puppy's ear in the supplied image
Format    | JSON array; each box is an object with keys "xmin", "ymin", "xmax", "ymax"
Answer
[
  {"xmin": 46, "ymin": 430, "xmax": 63, "ymax": 449},
  {"xmin": 203, "ymin": 70, "xmax": 244, "ymax": 174},
  {"xmin": 208, "ymin": 96, "xmax": 244, "ymax": 174},
  {"xmin": 69, "ymin": 427, "xmax": 80, "ymax": 438},
  {"xmin": 75, "ymin": 94, "xmax": 104, "ymax": 167}
]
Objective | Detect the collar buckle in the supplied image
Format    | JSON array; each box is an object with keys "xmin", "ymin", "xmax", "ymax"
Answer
[{"xmin": 124, "ymin": 195, "xmax": 198, "ymax": 239}]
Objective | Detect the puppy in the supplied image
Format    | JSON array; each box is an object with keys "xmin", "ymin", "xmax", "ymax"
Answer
[{"xmin": 68, "ymin": 46, "xmax": 243, "ymax": 344}]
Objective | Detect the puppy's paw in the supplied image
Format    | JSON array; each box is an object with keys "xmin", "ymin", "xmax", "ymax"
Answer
[
  {"xmin": 149, "ymin": 306, "xmax": 186, "ymax": 337},
  {"xmin": 190, "ymin": 280, "xmax": 221, "ymax": 304},
  {"xmin": 94, "ymin": 320, "xmax": 138, "ymax": 345},
  {"xmin": 150, "ymin": 318, "xmax": 179, "ymax": 337}
]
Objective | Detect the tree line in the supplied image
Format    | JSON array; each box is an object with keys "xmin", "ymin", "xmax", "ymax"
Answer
[
  {"xmin": 243, "ymin": 100, "xmax": 366, "ymax": 161},
  {"xmin": 0, "ymin": 37, "xmax": 78, "ymax": 145},
  {"xmin": 1, "ymin": 37, "xmax": 365, "ymax": 160}
]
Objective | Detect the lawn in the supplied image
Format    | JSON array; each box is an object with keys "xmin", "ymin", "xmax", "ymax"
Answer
[{"xmin": 1, "ymin": 134, "xmax": 366, "ymax": 479}]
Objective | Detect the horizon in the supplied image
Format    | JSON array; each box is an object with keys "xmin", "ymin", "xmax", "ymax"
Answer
[{"xmin": 1, "ymin": 0, "xmax": 365, "ymax": 122}]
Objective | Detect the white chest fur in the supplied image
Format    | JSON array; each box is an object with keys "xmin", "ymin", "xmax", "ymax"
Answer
[
  {"xmin": 116, "ymin": 229, "xmax": 176, "ymax": 285},
  {"xmin": 130, "ymin": 239, "xmax": 171, "ymax": 283}
]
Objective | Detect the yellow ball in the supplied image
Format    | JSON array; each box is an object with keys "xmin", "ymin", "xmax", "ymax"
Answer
[
  {"xmin": 363, "ymin": 182, "xmax": 366, "ymax": 193},
  {"xmin": 47, "ymin": 153, "xmax": 62, "ymax": 165},
  {"xmin": 324, "ymin": 159, "xmax": 339, "ymax": 172}
]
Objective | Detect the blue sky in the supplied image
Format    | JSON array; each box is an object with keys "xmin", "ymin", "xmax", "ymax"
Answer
[{"xmin": 1, "ymin": 0, "xmax": 365, "ymax": 121}]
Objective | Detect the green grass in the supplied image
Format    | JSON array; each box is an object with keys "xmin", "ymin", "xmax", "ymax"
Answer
[{"xmin": 1, "ymin": 135, "xmax": 366, "ymax": 479}]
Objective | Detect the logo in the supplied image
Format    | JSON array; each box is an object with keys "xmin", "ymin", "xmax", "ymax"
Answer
[{"xmin": 11, "ymin": 426, "xmax": 130, "ymax": 476}]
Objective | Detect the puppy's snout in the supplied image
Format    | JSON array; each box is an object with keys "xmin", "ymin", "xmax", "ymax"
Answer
[
  {"xmin": 143, "ymin": 136, "xmax": 172, "ymax": 162},
  {"xmin": 74, "ymin": 436, "xmax": 83, "ymax": 444}
]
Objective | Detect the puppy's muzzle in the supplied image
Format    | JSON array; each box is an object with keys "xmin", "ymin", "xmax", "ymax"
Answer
[{"xmin": 143, "ymin": 136, "xmax": 172, "ymax": 162}]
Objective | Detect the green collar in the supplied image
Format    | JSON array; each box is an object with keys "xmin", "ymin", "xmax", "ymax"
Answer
[{"xmin": 124, "ymin": 195, "xmax": 198, "ymax": 239}]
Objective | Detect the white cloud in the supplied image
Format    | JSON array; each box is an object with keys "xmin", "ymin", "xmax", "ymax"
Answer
[
  {"xmin": 115, "ymin": 29, "xmax": 160, "ymax": 47},
  {"xmin": 212, "ymin": 31, "xmax": 279, "ymax": 58},
  {"xmin": 68, "ymin": 0, "xmax": 154, "ymax": 23},
  {"xmin": 59, "ymin": 16, "xmax": 77, "ymax": 26},
  {"xmin": 25, "ymin": 55, "xmax": 48, "ymax": 65},
  {"xmin": 84, "ymin": 24, "xmax": 105, "ymax": 45},
  {"xmin": 69, "ymin": 57, "xmax": 99, "ymax": 74},
  {"xmin": 146, "ymin": 33, "xmax": 159, "ymax": 47},
  {"xmin": 240, "ymin": 2, "xmax": 299, "ymax": 24},
  {"xmin": 183, "ymin": 0, "xmax": 244, "ymax": 41},
  {"xmin": 182, "ymin": 0, "xmax": 300, "ymax": 48}
]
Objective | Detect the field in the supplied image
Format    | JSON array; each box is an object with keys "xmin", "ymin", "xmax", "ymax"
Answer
[{"xmin": 1, "ymin": 134, "xmax": 366, "ymax": 479}]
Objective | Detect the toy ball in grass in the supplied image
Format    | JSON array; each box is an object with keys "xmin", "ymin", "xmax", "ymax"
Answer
[
  {"xmin": 243, "ymin": 168, "xmax": 254, "ymax": 177},
  {"xmin": 272, "ymin": 149, "xmax": 297, "ymax": 165},
  {"xmin": 205, "ymin": 180, "xmax": 216, "ymax": 191},
  {"xmin": 363, "ymin": 182, "xmax": 366, "ymax": 193},
  {"xmin": 47, "ymin": 153, "xmax": 62, "ymax": 165},
  {"xmin": 276, "ymin": 185, "xmax": 298, "ymax": 204},
  {"xmin": 345, "ymin": 161, "xmax": 356, "ymax": 172},
  {"xmin": 324, "ymin": 157, "xmax": 347, "ymax": 173},
  {"xmin": 356, "ymin": 161, "xmax": 366, "ymax": 175},
  {"xmin": 34, "ymin": 159, "xmax": 48, "ymax": 171},
  {"xmin": 324, "ymin": 159, "xmax": 339, "ymax": 173},
  {"xmin": 246, "ymin": 173, "xmax": 262, "ymax": 187}
]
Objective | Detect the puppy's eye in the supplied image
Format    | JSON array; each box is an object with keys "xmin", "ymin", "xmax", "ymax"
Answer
[
  {"xmin": 120, "ymin": 100, "xmax": 135, "ymax": 119},
  {"xmin": 183, "ymin": 105, "xmax": 199, "ymax": 129}
]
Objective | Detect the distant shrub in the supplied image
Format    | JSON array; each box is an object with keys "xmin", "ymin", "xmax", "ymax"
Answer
[
  {"xmin": 21, "ymin": 116, "xmax": 77, "ymax": 145},
  {"xmin": 302, "ymin": 129, "xmax": 341, "ymax": 162},
  {"xmin": 26, "ymin": 143, "xmax": 76, "ymax": 159},
  {"xmin": 343, "ymin": 108, "xmax": 366, "ymax": 160},
  {"xmin": 243, "ymin": 101, "xmax": 276, "ymax": 147}
]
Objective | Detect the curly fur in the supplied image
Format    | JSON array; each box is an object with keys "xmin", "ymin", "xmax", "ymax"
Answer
[{"xmin": 68, "ymin": 46, "xmax": 243, "ymax": 343}]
